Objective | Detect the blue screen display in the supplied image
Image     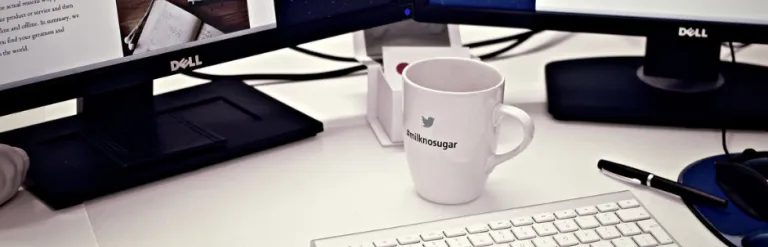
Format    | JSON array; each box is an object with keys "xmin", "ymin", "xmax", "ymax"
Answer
[{"xmin": 428, "ymin": 0, "xmax": 535, "ymax": 11}]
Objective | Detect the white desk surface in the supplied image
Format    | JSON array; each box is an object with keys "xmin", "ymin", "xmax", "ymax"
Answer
[{"xmin": 1, "ymin": 26, "xmax": 768, "ymax": 247}]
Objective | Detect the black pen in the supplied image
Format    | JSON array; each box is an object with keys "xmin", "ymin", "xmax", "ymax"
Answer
[{"xmin": 598, "ymin": 159, "xmax": 728, "ymax": 208}]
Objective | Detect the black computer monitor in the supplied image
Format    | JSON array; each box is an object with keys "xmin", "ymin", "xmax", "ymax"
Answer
[
  {"xmin": 0, "ymin": 0, "xmax": 411, "ymax": 209},
  {"xmin": 412, "ymin": 0, "xmax": 768, "ymax": 130}
]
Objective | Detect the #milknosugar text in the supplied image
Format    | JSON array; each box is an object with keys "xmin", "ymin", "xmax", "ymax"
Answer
[{"xmin": 406, "ymin": 130, "xmax": 458, "ymax": 150}]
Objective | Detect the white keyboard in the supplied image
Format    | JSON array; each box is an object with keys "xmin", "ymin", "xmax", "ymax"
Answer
[{"xmin": 311, "ymin": 191, "xmax": 679, "ymax": 247}]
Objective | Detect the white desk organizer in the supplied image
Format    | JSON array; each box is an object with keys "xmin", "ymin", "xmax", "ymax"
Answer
[{"xmin": 354, "ymin": 20, "xmax": 468, "ymax": 146}]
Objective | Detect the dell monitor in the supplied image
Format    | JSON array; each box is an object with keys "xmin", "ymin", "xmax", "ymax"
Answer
[
  {"xmin": 0, "ymin": 0, "xmax": 411, "ymax": 209},
  {"xmin": 413, "ymin": 0, "xmax": 768, "ymax": 130}
]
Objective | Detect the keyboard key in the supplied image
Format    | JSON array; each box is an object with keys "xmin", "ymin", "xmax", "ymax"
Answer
[
  {"xmin": 633, "ymin": 234, "xmax": 659, "ymax": 247},
  {"xmin": 617, "ymin": 223, "xmax": 642, "ymax": 236},
  {"xmin": 649, "ymin": 229, "xmax": 673, "ymax": 244},
  {"xmin": 350, "ymin": 244, "xmax": 375, "ymax": 247},
  {"xmin": 591, "ymin": 242, "xmax": 614, "ymax": 247},
  {"xmin": 512, "ymin": 226, "xmax": 538, "ymax": 240},
  {"xmin": 443, "ymin": 228, "xmax": 466, "ymax": 237},
  {"xmin": 637, "ymin": 219, "xmax": 661, "ymax": 233},
  {"xmin": 597, "ymin": 203, "xmax": 620, "ymax": 212},
  {"xmin": 512, "ymin": 217, "xmax": 534, "ymax": 226},
  {"xmin": 660, "ymin": 244, "xmax": 679, "ymax": 247},
  {"xmin": 423, "ymin": 241, "xmax": 448, "ymax": 247},
  {"xmin": 574, "ymin": 230, "xmax": 601, "ymax": 243},
  {"xmin": 534, "ymin": 213, "xmax": 556, "ymax": 223},
  {"xmin": 595, "ymin": 212, "xmax": 620, "ymax": 225},
  {"xmin": 403, "ymin": 244, "xmax": 424, "ymax": 247},
  {"xmin": 533, "ymin": 222, "xmax": 559, "ymax": 236},
  {"xmin": 616, "ymin": 208, "xmax": 651, "ymax": 222},
  {"xmin": 398, "ymin": 235, "xmax": 421, "ymax": 245},
  {"xmin": 612, "ymin": 237, "xmax": 639, "ymax": 247},
  {"xmin": 575, "ymin": 216, "xmax": 600, "ymax": 229},
  {"xmin": 445, "ymin": 237, "xmax": 473, "ymax": 247},
  {"xmin": 596, "ymin": 226, "xmax": 621, "ymax": 240},
  {"xmin": 554, "ymin": 219, "xmax": 580, "ymax": 233},
  {"xmin": 421, "ymin": 232, "xmax": 444, "ymax": 241},
  {"xmin": 467, "ymin": 224, "xmax": 490, "ymax": 234},
  {"xmin": 373, "ymin": 239, "xmax": 398, "ymax": 247},
  {"xmin": 468, "ymin": 233, "xmax": 494, "ymax": 247},
  {"xmin": 532, "ymin": 236, "xmax": 559, "ymax": 247},
  {"xmin": 489, "ymin": 220, "xmax": 513, "ymax": 230},
  {"xmin": 576, "ymin": 206, "xmax": 598, "ymax": 216},
  {"xmin": 510, "ymin": 240, "xmax": 535, "ymax": 247},
  {"xmin": 618, "ymin": 199, "xmax": 640, "ymax": 209},
  {"xmin": 555, "ymin": 209, "xmax": 578, "ymax": 219},
  {"xmin": 489, "ymin": 230, "xmax": 516, "ymax": 244},
  {"xmin": 554, "ymin": 233, "xmax": 580, "ymax": 246}
]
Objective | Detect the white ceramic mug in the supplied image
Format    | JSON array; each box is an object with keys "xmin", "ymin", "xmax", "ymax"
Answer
[{"xmin": 402, "ymin": 57, "xmax": 535, "ymax": 205}]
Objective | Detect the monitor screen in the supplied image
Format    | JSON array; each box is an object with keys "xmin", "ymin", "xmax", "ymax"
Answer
[
  {"xmin": 429, "ymin": 0, "xmax": 768, "ymax": 26},
  {"xmin": 0, "ymin": 0, "xmax": 394, "ymax": 86}
]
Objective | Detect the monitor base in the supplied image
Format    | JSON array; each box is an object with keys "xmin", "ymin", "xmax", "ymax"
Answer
[
  {"xmin": 0, "ymin": 79, "xmax": 323, "ymax": 209},
  {"xmin": 545, "ymin": 56, "xmax": 768, "ymax": 130}
]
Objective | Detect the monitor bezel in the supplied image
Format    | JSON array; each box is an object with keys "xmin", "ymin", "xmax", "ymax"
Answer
[
  {"xmin": 0, "ymin": 1, "xmax": 410, "ymax": 117},
  {"xmin": 412, "ymin": 0, "xmax": 768, "ymax": 44}
]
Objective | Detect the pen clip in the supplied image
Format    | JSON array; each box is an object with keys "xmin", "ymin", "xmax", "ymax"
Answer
[{"xmin": 601, "ymin": 169, "xmax": 644, "ymax": 185}]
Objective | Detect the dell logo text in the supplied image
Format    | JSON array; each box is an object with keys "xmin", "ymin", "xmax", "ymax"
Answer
[
  {"xmin": 170, "ymin": 55, "xmax": 202, "ymax": 71},
  {"xmin": 678, "ymin": 27, "xmax": 708, "ymax": 38}
]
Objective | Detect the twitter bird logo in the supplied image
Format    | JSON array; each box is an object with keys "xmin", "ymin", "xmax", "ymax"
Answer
[{"xmin": 421, "ymin": 116, "xmax": 434, "ymax": 128}]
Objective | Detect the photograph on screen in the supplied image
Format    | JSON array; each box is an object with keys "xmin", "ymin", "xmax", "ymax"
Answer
[{"xmin": 118, "ymin": 0, "xmax": 253, "ymax": 55}]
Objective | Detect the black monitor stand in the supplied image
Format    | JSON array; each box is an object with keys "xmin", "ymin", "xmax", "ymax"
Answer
[
  {"xmin": 0, "ymin": 79, "xmax": 323, "ymax": 209},
  {"xmin": 545, "ymin": 34, "xmax": 768, "ymax": 130}
]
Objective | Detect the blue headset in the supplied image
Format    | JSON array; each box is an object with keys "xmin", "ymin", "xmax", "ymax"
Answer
[{"xmin": 680, "ymin": 149, "xmax": 768, "ymax": 247}]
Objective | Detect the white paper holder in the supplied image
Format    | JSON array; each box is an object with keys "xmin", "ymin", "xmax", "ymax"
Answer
[{"xmin": 353, "ymin": 20, "xmax": 464, "ymax": 146}]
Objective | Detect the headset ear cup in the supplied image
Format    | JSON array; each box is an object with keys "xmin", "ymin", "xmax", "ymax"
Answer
[
  {"xmin": 736, "ymin": 148, "xmax": 759, "ymax": 162},
  {"xmin": 734, "ymin": 149, "xmax": 768, "ymax": 178},
  {"xmin": 716, "ymin": 161, "xmax": 768, "ymax": 222}
]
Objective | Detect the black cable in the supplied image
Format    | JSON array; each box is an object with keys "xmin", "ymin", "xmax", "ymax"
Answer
[
  {"xmin": 289, "ymin": 46, "xmax": 359, "ymax": 63},
  {"xmin": 182, "ymin": 64, "xmax": 366, "ymax": 82},
  {"xmin": 465, "ymin": 30, "xmax": 541, "ymax": 48},
  {"xmin": 288, "ymin": 30, "xmax": 541, "ymax": 63},
  {"xmin": 477, "ymin": 30, "xmax": 540, "ymax": 60},
  {"xmin": 722, "ymin": 42, "xmax": 750, "ymax": 49},
  {"xmin": 722, "ymin": 128, "xmax": 730, "ymax": 157},
  {"xmin": 722, "ymin": 41, "xmax": 736, "ymax": 158},
  {"xmin": 183, "ymin": 30, "xmax": 540, "ymax": 81}
]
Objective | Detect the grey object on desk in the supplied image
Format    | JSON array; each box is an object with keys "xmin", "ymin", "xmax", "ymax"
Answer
[{"xmin": 0, "ymin": 144, "xmax": 29, "ymax": 206}]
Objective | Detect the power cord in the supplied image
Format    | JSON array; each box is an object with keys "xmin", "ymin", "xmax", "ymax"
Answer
[
  {"xmin": 289, "ymin": 46, "xmax": 359, "ymax": 63},
  {"xmin": 722, "ymin": 42, "xmax": 750, "ymax": 49},
  {"xmin": 288, "ymin": 30, "xmax": 540, "ymax": 62},
  {"xmin": 182, "ymin": 30, "xmax": 541, "ymax": 81},
  {"xmin": 183, "ymin": 64, "xmax": 365, "ymax": 81},
  {"xmin": 722, "ymin": 41, "xmax": 736, "ymax": 158},
  {"xmin": 477, "ymin": 30, "xmax": 540, "ymax": 60},
  {"xmin": 465, "ymin": 31, "xmax": 540, "ymax": 48}
]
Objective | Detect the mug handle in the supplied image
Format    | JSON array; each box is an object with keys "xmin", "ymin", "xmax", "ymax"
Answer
[{"xmin": 486, "ymin": 104, "xmax": 535, "ymax": 174}]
